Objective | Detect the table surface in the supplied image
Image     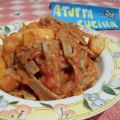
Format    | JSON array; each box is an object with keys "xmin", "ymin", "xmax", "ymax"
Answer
[{"xmin": 0, "ymin": 0, "xmax": 120, "ymax": 120}]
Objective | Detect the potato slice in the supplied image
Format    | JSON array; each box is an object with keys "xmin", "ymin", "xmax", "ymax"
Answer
[
  {"xmin": 3, "ymin": 32, "xmax": 22, "ymax": 52},
  {"xmin": 0, "ymin": 69, "xmax": 20, "ymax": 92},
  {"xmin": 89, "ymin": 36, "xmax": 105, "ymax": 55},
  {"xmin": 23, "ymin": 28, "xmax": 54, "ymax": 48}
]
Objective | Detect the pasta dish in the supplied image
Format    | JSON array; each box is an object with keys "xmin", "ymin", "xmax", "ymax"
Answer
[{"xmin": 0, "ymin": 17, "xmax": 105, "ymax": 101}]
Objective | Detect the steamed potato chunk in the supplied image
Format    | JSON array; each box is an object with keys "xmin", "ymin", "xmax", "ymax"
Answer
[
  {"xmin": 23, "ymin": 28, "xmax": 54, "ymax": 48},
  {"xmin": 3, "ymin": 32, "xmax": 23, "ymax": 52},
  {"xmin": 0, "ymin": 72, "xmax": 20, "ymax": 92},
  {"xmin": 89, "ymin": 36, "xmax": 105, "ymax": 55}
]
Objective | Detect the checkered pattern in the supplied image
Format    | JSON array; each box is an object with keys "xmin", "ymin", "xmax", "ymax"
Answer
[
  {"xmin": 0, "ymin": 0, "xmax": 49, "ymax": 24},
  {"xmin": 0, "ymin": 0, "xmax": 120, "ymax": 25},
  {"xmin": 0, "ymin": 0, "xmax": 120, "ymax": 120}
]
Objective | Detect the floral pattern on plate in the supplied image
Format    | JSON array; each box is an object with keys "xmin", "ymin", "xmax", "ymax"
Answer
[
  {"xmin": 83, "ymin": 93, "xmax": 109, "ymax": 110},
  {"xmin": 0, "ymin": 101, "xmax": 76, "ymax": 120}
]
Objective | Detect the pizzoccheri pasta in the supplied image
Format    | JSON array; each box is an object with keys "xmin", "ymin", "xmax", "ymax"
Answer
[{"xmin": 0, "ymin": 17, "xmax": 105, "ymax": 101}]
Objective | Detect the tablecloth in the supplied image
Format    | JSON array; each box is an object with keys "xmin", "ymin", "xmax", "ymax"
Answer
[{"xmin": 0, "ymin": 0, "xmax": 120, "ymax": 120}]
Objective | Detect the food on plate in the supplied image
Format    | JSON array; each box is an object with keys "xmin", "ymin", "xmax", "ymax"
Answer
[{"xmin": 0, "ymin": 17, "xmax": 105, "ymax": 100}]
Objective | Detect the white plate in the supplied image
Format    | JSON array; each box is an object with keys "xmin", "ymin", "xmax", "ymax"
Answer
[{"xmin": 0, "ymin": 22, "xmax": 120, "ymax": 120}]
